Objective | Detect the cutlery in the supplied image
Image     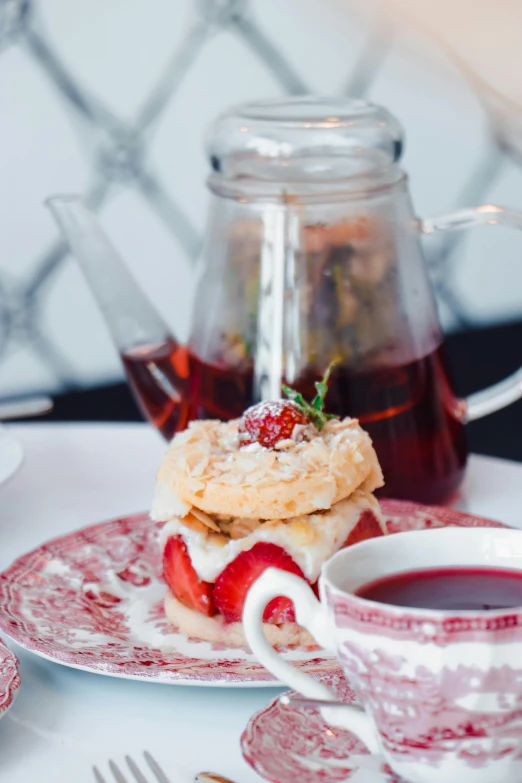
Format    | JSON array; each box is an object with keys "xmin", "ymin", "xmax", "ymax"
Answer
[
  {"xmin": 93, "ymin": 751, "xmax": 170, "ymax": 783},
  {"xmin": 0, "ymin": 396, "xmax": 53, "ymax": 421},
  {"xmin": 92, "ymin": 752, "xmax": 237, "ymax": 783}
]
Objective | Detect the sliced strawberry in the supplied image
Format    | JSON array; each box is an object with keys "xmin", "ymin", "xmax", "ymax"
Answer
[
  {"xmin": 163, "ymin": 536, "xmax": 216, "ymax": 616},
  {"xmin": 263, "ymin": 595, "xmax": 296, "ymax": 624},
  {"xmin": 213, "ymin": 542, "xmax": 306, "ymax": 624},
  {"xmin": 342, "ymin": 510, "xmax": 384, "ymax": 548}
]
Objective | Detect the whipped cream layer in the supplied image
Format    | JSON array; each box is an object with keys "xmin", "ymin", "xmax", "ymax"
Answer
[{"xmin": 159, "ymin": 490, "xmax": 383, "ymax": 583}]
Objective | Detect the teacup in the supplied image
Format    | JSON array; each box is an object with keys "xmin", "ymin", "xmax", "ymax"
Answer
[{"xmin": 243, "ymin": 527, "xmax": 522, "ymax": 783}]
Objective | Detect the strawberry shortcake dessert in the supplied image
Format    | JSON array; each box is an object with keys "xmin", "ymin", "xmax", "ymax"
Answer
[{"xmin": 151, "ymin": 370, "xmax": 385, "ymax": 649}]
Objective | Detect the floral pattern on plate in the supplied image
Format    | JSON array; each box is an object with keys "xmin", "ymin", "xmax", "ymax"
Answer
[
  {"xmin": 241, "ymin": 672, "xmax": 403, "ymax": 783},
  {"xmin": 0, "ymin": 501, "xmax": 505, "ymax": 687},
  {"xmin": 0, "ymin": 638, "xmax": 20, "ymax": 717}
]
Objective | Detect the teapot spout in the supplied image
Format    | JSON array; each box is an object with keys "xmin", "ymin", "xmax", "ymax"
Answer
[{"xmin": 46, "ymin": 194, "xmax": 170, "ymax": 350}]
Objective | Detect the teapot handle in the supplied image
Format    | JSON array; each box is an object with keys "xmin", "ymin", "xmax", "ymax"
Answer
[{"xmin": 421, "ymin": 205, "xmax": 522, "ymax": 422}]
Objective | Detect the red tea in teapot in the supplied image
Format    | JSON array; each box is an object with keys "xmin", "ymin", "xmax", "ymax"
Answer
[
  {"xmin": 121, "ymin": 339, "xmax": 253, "ymax": 438},
  {"xmin": 121, "ymin": 339, "xmax": 467, "ymax": 504},
  {"xmin": 302, "ymin": 345, "xmax": 467, "ymax": 504},
  {"xmin": 122, "ymin": 339, "xmax": 192, "ymax": 439}
]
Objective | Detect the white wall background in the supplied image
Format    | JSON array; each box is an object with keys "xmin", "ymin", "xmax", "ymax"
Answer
[{"xmin": 1, "ymin": 0, "xmax": 521, "ymax": 399}]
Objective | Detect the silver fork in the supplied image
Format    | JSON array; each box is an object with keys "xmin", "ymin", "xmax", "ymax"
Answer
[
  {"xmin": 93, "ymin": 751, "xmax": 170, "ymax": 783},
  {"xmin": 93, "ymin": 753, "xmax": 235, "ymax": 783}
]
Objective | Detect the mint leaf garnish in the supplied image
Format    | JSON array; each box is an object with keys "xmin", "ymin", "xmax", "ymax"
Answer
[{"xmin": 283, "ymin": 361, "xmax": 338, "ymax": 431}]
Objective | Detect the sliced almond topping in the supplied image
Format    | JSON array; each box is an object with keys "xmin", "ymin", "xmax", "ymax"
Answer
[
  {"xmin": 208, "ymin": 532, "xmax": 229, "ymax": 547},
  {"xmin": 235, "ymin": 456, "xmax": 261, "ymax": 472},
  {"xmin": 289, "ymin": 518, "xmax": 317, "ymax": 546},
  {"xmin": 180, "ymin": 513, "xmax": 209, "ymax": 536},
  {"xmin": 247, "ymin": 469, "xmax": 270, "ymax": 484},
  {"xmin": 303, "ymin": 439, "xmax": 329, "ymax": 468},
  {"xmin": 215, "ymin": 518, "xmax": 234, "ymax": 536},
  {"xmin": 166, "ymin": 415, "xmax": 378, "ymax": 498},
  {"xmin": 190, "ymin": 507, "xmax": 221, "ymax": 533},
  {"xmin": 229, "ymin": 518, "xmax": 259, "ymax": 539},
  {"xmin": 262, "ymin": 518, "xmax": 282, "ymax": 528},
  {"xmin": 190, "ymin": 455, "xmax": 211, "ymax": 476},
  {"xmin": 186, "ymin": 477, "xmax": 205, "ymax": 493},
  {"xmin": 274, "ymin": 438, "xmax": 295, "ymax": 450},
  {"xmin": 218, "ymin": 472, "xmax": 245, "ymax": 486}
]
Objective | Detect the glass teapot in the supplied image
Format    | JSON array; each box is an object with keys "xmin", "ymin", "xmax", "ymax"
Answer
[{"xmin": 48, "ymin": 97, "xmax": 522, "ymax": 504}]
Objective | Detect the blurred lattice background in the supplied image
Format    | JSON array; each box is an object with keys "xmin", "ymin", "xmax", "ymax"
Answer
[{"xmin": 1, "ymin": 0, "xmax": 522, "ymax": 400}]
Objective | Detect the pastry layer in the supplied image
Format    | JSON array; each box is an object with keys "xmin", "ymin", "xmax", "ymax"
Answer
[
  {"xmin": 164, "ymin": 592, "xmax": 318, "ymax": 650},
  {"xmin": 152, "ymin": 416, "xmax": 383, "ymax": 521}
]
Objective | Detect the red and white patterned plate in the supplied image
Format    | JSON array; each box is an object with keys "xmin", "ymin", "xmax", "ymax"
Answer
[
  {"xmin": 241, "ymin": 672, "xmax": 403, "ymax": 783},
  {"xmin": 0, "ymin": 501, "xmax": 506, "ymax": 687},
  {"xmin": 0, "ymin": 638, "xmax": 20, "ymax": 718}
]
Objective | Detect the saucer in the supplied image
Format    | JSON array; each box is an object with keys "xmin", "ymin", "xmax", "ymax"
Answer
[
  {"xmin": 241, "ymin": 672, "xmax": 402, "ymax": 783},
  {"xmin": 0, "ymin": 638, "xmax": 21, "ymax": 719},
  {"xmin": 0, "ymin": 501, "xmax": 505, "ymax": 687},
  {"xmin": 0, "ymin": 426, "xmax": 23, "ymax": 486}
]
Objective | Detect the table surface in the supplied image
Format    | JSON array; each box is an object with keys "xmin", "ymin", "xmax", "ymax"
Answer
[{"xmin": 1, "ymin": 423, "xmax": 522, "ymax": 783}]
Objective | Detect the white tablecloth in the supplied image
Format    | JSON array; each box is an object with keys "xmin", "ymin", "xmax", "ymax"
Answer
[{"xmin": 1, "ymin": 423, "xmax": 521, "ymax": 782}]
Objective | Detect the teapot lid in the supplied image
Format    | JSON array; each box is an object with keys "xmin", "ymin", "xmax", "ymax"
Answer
[{"xmin": 206, "ymin": 97, "xmax": 404, "ymax": 186}]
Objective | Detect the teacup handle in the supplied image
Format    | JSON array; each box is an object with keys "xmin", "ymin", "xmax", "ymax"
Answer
[
  {"xmin": 243, "ymin": 568, "xmax": 381, "ymax": 753},
  {"xmin": 421, "ymin": 205, "xmax": 522, "ymax": 421}
]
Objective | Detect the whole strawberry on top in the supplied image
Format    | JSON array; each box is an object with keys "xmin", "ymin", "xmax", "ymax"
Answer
[
  {"xmin": 238, "ymin": 364, "xmax": 337, "ymax": 448},
  {"xmin": 238, "ymin": 401, "xmax": 309, "ymax": 448}
]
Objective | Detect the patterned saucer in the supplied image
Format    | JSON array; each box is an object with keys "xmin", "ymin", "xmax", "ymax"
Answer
[
  {"xmin": 0, "ymin": 638, "xmax": 20, "ymax": 718},
  {"xmin": 241, "ymin": 671, "xmax": 403, "ymax": 782},
  {"xmin": 0, "ymin": 501, "xmax": 505, "ymax": 687}
]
